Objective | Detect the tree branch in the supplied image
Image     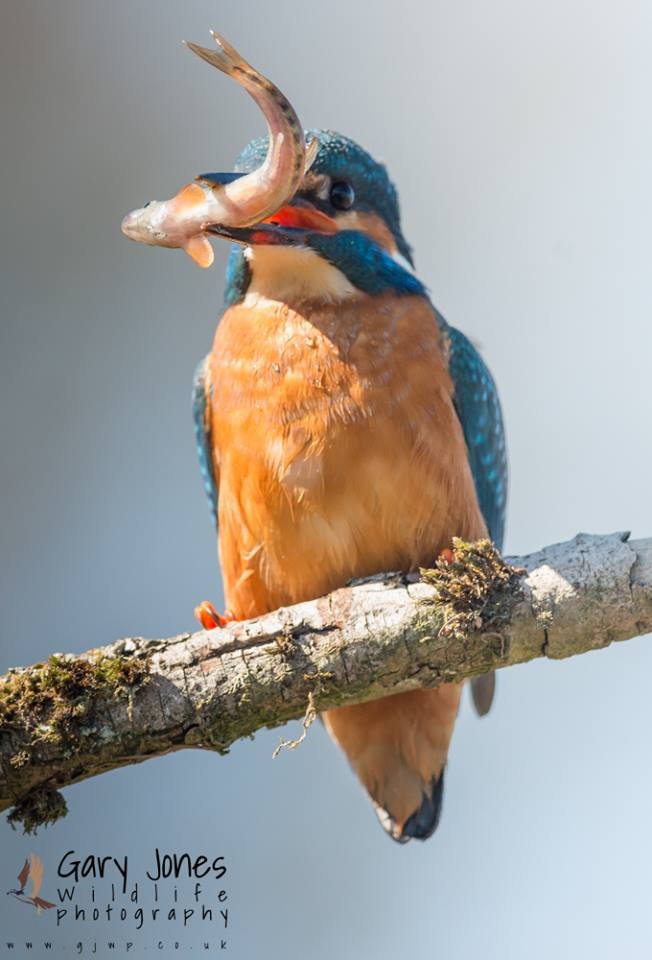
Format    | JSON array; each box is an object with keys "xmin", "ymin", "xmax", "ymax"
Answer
[{"xmin": 2, "ymin": 532, "xmax": 651, "ymax": 832}]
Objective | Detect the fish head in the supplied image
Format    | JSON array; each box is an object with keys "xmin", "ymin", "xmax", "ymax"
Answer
[
  {"xmin": 121, "ymin": 182, "xmax": 216, "ymax": 258},
  {"xmin": 121, "ymin": 199, "xmax": 175, "ymax": 247}
]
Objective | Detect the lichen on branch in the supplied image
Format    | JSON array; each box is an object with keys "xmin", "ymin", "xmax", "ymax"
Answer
[
  {"xmin": 1, "ymin": 652, "xmax": 150, "ymax": 831},
  {"xmin": 0, "ymin": 532, "xmax": 649, "ymax": 835}
]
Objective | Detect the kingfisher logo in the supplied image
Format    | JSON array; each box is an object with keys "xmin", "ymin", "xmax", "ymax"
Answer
[{"xmin": 6, "ymin": 853, "xmax": 55, "ymax": 915}]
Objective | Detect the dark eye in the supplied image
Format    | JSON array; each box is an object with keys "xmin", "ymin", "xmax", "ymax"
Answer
[
  {"xmin": 143, "ymin": 201, "xmax": 152, "ymax": 208},
  {"xmin": 329, "ymin": 181, "xmax": 355, "ymax": 210}
]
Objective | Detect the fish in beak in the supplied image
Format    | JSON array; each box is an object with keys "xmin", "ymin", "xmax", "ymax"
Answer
[
  {"xmin": 205, "ymin": 198, "xmax": 338, "ymax": 247},
  {"xmin": 121, "ymin": 30, "xmax": 317, "ymax": 267}
]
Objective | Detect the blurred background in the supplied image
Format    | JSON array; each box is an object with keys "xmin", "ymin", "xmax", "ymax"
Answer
[{"xmin": 1, "ymin": 0, "xmax": 650, "ymax": 956}]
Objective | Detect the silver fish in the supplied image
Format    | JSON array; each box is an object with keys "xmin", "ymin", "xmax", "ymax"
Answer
[{"xmin": 121, "ymin": 31, "xmax": 317, "ymax": 267}]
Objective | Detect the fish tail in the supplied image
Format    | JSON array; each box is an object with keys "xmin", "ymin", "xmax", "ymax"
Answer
[
  {"xmin": 184, "ymin": 32, "xmax": 255, "ymax": 81},
  {"xmin": 185, "ymin": 33, "xmax": 299, "ymax": 129},
  {"xmin": 209, "ymin": 31, "xmax": 254, "ymax": 73},
  {"xmin": 185, "ymin": 31, "xmax": 306, "ymax": 180}
]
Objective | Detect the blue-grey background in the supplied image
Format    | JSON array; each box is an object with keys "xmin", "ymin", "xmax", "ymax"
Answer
[{"xmin": 1, "ymin": 1, "xmax": 650, "ymax": 956}]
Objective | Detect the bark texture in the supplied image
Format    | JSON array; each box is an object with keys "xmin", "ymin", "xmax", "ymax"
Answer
[{"xmin": 1, "ymin": 532, "xmax": 651, "ymax": 831}]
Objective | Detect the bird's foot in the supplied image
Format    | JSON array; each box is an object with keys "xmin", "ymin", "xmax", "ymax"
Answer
[{"xmin": 194, "ymin": 601, "xmax": 235, "ymax": 631}]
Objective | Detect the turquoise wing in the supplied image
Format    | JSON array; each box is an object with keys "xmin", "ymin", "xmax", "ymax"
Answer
[
  {"xmin": 441, "ymin": 316, "xmax": 508, "ymax": 715},
  {"xmin": 192, "ymin": 356, "xmax": 218, "ymax": 525},
  {"xmin": 444, "ymin": 321, "xmax": 507, "ymax": 551}
]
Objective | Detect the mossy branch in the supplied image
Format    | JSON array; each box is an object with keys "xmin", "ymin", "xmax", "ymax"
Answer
[{"xmin": 1, "ymin": 532, "xmax": 651, "ymax": 833}]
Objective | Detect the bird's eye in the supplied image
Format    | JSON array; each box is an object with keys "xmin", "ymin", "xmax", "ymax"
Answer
[
  {"xmin": 329, "ymin": 181, "xmax": 355, "ymax": 211},
  {"xmin": 143, "ymin": 201, "xmax": 152, "ymax": 208}
]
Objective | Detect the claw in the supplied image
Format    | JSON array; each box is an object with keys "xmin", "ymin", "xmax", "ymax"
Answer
[
  {"xmin": 438, "ymin": 547, "xmax": 455, "ymax": 565},
  {"xmin": 194, "ymin": 600, "xmax": 235, "ymax": 630}
]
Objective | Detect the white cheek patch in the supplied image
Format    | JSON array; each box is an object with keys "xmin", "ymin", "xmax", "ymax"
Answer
[
  {"xmin": 391, "ymin": 249, "xmax": 416, "ymax": 274},
  {"xmin": 244, "ymin": 246, "xmax": 358, "ymax": 303}
]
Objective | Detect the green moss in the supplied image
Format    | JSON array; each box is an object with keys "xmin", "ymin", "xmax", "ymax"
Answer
[
  {"xmin": 0, "ymin": 652, "xmax": 149, "ymax": 833},
  {"xmin": 6, "ymin": 786, "xmax": 68, "ymax": 835},
  {"xmin": 0, "ymin": 653, "xmax": 149, "ymax": 740},
  {"xmin": 420, "ymin": 539, "xmax": 524, "ymax": 639}
]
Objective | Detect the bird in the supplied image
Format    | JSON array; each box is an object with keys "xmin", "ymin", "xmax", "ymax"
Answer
[
  {"xmin": 192, "ymin": 129, "xmax": 507, "ymax": 842},
  {"xmin": 6, "ymin": 853, "xmax": 55, "ymax": 913}
]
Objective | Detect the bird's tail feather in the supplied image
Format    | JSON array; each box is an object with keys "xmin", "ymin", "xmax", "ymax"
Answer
[
  {"xmin": 374, "ymin": 771, "xmax": 445, "ymax": 843},
  {"xmin": 323, "ymin": 684, "xmax": 461, "ymax": 844}
]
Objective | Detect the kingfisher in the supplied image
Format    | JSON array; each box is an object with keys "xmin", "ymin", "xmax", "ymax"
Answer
[{"xmin": 192, "ymin": 129, "xmax": 507, "ymax": 843}]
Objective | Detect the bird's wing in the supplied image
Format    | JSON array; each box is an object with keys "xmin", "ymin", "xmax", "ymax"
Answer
[
  {"xmin": 17, "ymin": 858, "xmax": 30, "ymax": 889},
  {"xmin": 26, "ymin": 854, "xmax": 44, "ymax": 899},
  {"xmin": 444, "ymin": 321, "xmax": 508, "ymax": 716},
  {"xmin": 193, "ymin": 355, "xmax": 219, "ymax": 525},
  {"xmin": 33, "ymin": 897, "xmax": 56, "ymax": 911},
  {"xmin": 445, "ymin": 324, "xmax": 507, "ymax": 549}
]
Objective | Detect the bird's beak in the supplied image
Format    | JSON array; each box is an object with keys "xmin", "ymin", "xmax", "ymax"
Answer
[{"xmin": 206, "ymin": 198, "xmax": 338, "ymax": 246}]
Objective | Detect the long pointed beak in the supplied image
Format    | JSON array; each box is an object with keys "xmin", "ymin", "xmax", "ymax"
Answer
[
  {"xmin": 205, "ymin": 222, "xmax": 311, "ymax": 246},
  {"xmin": 206, "ymin": 199, "xmax": 338, "ymax": 246},
  {"xmin": 262, "ymin": 202, "xmax": 337, "ymax": 233}
]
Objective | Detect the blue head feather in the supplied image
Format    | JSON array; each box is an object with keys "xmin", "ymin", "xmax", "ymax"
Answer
[
  {"xmin": 223, "ymin": 130, "xmax": 418, "ymax": 304},
  {"xmin": 235, "ymin": 129, "xmax": 413, "ymax": 265}
]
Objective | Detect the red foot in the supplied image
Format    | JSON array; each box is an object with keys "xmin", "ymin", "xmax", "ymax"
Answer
[
  {"xmin": 194, "ymin": 601, "xmax": 235, "ymax": 630},
  {"xmin": 438, "ymin": 547, "xmax": 456, "ymax": 565}
]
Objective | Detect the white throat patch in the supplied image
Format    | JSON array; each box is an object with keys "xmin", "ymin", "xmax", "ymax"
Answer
[{"xmin": 243, "ymin": 245, "xmax": 357, "ymax": 304}]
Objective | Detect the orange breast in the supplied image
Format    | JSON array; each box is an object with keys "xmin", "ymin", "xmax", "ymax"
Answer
[{"xmin": 208, "ymin": 291, "xmax": 486, "ymax": 619}]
